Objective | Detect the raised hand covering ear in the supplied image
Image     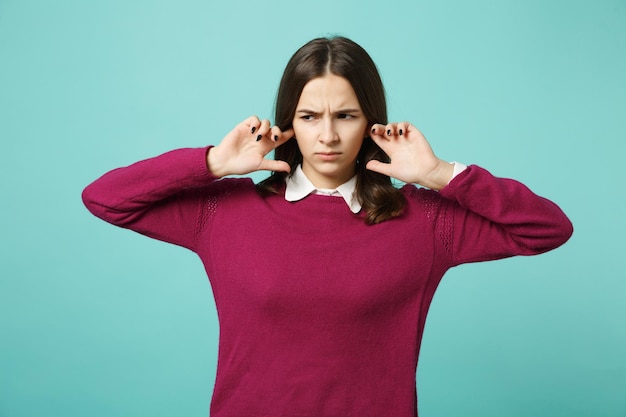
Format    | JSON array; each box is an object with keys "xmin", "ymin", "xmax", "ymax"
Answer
[
  {"xmin": 367, "ymin": 122, "xmax": 453, "ymax": 190},
  {"xmin": 207, "ymin": 116, "xmax": 294, "ymax": 178}
]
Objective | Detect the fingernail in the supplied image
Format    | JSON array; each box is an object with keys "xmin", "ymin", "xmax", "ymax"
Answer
[
  {"xmin": 274, "ymin": 135, "xmax": 279, "ymax": 142},
  {"xmin": 251, "ymin": 126, "xmax": 256, "ymax": 134},
  {"xmin": 371, "ymin": 127, "xmax": 376, "ymax": 134},
  {"xmin": 256, "ymin": 134, "xmax": 262, "ymax": 141},
  {"xmin": 387, "ymin": 129, "xmax": 391, "ymax": 135},
  {"xmin": 399, "ymin": 129, "xmax": 403, "ymax": 136}
]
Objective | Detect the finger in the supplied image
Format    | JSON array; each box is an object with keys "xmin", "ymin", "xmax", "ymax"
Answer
[
  {"xmin": 267, "ymin": 126, "xmax": 293, "ymax": 146},
  {"xmin": 406, "ymin": 122, "xmax": 423, "ymax": 135},
  {"xmin": 365, "ymin": 159, "xmax": 392, "ymax": 177},
  {"xmin": 385, "ymin": 123, "xmax": 398, "ymax": 138},
  {"xmin": 269, "ymin": 125, "xmax": 280, "ymax": 142},
  {"xmin": 246, "ymin": 115, "xmax": 261, "ymax": 135},
  {"xmin": 259, "ymin": 158, "xmax": 291, "ymax": 173},
  {"xmin": 397, "ymin": 121, "xmax": 409, "ymax": 136},
  {"xmin": 255, "ymin": 119, "xmax": 272, "ymax": 141},
  {"xmin": 275, "ymin": 127, "xmax": 295, "ymax": 144},
  {"xmin": 270, "ymin": 125, "xmax": 292, "ymax": 143},
  {"xmin": 405, "ymin": 123, "xmax": 428, "ymax": 142},
  {"xmin": 370, "ymin": 124, "xmax": 388, "ymax": 140}
]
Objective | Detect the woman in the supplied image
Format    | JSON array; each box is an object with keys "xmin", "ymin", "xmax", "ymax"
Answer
[{"xmin": 83, "ymin": 36, "xmax": 572, "ymax": 416}]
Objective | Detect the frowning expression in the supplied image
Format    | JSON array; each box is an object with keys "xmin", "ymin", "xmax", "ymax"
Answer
[{"xmin": 292, "ymin": 74, "xmax": 369, "ymax": 189}]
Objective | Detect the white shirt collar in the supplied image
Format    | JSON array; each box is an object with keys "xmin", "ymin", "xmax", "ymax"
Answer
[{"xmin": 284, "ymin": 165, "xmax": 361, "ymax": 213}]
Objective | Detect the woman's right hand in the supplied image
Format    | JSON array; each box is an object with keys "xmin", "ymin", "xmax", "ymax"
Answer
[{"xmin": 206, "ymin": 116, "xmax": 294, "ymax": 178}]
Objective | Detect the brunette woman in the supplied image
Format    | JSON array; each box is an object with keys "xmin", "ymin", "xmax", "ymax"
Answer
[{"xmin": 83, "ymin": 36, "xmax": 572, "ymax": 416}]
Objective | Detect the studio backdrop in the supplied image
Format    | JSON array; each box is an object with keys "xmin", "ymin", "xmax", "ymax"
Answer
[{"xmin": 1, "ymin": 1, "xmax": 624, "ymax": 416}]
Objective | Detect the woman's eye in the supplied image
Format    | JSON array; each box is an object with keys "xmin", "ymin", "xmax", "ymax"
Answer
[
  {"xmin": 338, "ymin": 114, "xmax": 353, "ymax": 119},
  {"xmin": 301, "ymin": 115, "xmax": 315, "ymax": 121}
]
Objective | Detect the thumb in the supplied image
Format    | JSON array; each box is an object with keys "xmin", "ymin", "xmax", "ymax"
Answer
[
  {"xmin": 365, "ymin": 159, "xmax": 392, "ymax": 176},
  {"xmin": 259, "ymin": 159, "xmax": 291, "ymax": 173}
]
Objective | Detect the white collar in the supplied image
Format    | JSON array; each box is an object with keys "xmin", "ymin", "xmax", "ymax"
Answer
[{"xmin": 284, "ymin": 165, "xmax": 361, "ymax": 213}]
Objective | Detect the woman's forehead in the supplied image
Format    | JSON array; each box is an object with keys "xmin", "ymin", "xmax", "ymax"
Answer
[{"xmin": 296, "ymin": 74, "xmax": 361, "ymax": 110}]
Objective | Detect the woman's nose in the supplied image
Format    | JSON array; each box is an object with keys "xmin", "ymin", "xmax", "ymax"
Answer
[{"xmin": 318, "ymin": 119, "xmax": 338, "ymax": 144}]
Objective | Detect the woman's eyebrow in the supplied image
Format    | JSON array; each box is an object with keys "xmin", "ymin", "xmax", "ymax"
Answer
[{"xmin": 295, "ymin": 108, "xmax": 361, "ymax": 114}]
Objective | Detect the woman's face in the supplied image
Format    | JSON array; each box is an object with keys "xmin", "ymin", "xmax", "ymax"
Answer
[{"xmin": 292, "ymin": 74, "xmax": 369, "ymax": 189}]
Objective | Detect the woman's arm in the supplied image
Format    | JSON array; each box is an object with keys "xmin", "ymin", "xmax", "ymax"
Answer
[
  {"xmin": 438, "ymin": 165, "xmax": 573, "ymax": 264},
  {"xmin": 82, "ymin": 117, "xmax": 294, "ymax": 250},
  {"xmin": 82, "ymin": 147, "xmax": 218, "ymax": 251},
  {"xmin": 368, "ymin": 122, "xmax": 573, "ymax": 263}
]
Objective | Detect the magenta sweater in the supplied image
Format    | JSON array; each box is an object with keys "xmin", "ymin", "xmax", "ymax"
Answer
[{"xmin": 82, "ymin": 147, "xmax": 572, "ymax": 416}]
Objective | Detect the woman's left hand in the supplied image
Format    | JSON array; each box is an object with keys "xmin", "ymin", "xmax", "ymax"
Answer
[{"xmin": 367, "ymin": 122, "xmax": 454, "ymax": 190}]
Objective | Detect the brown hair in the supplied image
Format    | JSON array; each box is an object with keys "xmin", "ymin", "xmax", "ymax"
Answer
[{"xmin": 257, "ymin": 36, "xmax": 406, "ymax": 224}]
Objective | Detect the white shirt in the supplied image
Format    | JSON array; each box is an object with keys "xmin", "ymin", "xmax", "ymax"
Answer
[{"xmin": 284, "ymin": 162, "xmax": 467, "ymax": 213}]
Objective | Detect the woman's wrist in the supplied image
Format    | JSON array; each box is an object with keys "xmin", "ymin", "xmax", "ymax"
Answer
[
  {"xmin": 420, "ymin": 159, "xmax": 455, "ymax": 191},
  {"xmin": 206, "ymin": 146, "xmax": 228, "ymax": 178}
]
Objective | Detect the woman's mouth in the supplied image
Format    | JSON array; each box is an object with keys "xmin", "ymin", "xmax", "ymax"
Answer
[{"xmin": 316, "ymin": 152, "xmax": 341, "ymax": 161}]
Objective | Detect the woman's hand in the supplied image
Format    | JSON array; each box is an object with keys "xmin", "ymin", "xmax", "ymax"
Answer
[
  {"xmin": 207, "ymin": 116, "xmax": 294, "ymax": 178},
  {"xmin": 367, "ymin": 122, "xmax": 454, "ymax": 190}
]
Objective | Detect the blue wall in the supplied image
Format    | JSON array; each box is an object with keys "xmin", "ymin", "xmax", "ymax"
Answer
[{"xmin": 1, "ymin": 0, "xmax": 624, "ymax": 416}]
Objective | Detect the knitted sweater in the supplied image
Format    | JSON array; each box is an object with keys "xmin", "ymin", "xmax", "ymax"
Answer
[{"xmin": 82, "ymin": 147, "xmax": 572, "ymax": 417}]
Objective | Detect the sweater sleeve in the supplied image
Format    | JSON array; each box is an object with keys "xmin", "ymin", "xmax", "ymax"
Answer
[
  {"xmin": 81, "ymin": 147, "xmax": 218, "ymax": 252},
  {"xmin": 437, "ymin": 165, "xmax": 573, "ymax": 266}
]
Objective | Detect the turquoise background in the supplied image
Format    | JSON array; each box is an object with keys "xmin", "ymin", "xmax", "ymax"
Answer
[{"xmin": 1, "ymin": 0, "xmax": 624, "ymax": 415}]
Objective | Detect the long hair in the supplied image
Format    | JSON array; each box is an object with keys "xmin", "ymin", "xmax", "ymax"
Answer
[{"xmin": 257, "ymin": 36, "xmax": 406, "ymax": 224}]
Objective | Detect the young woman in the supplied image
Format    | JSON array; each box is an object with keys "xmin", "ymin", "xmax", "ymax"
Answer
[{"xmin": 83, "ymin": 36, "xmax": 573, "ymax": 416}]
